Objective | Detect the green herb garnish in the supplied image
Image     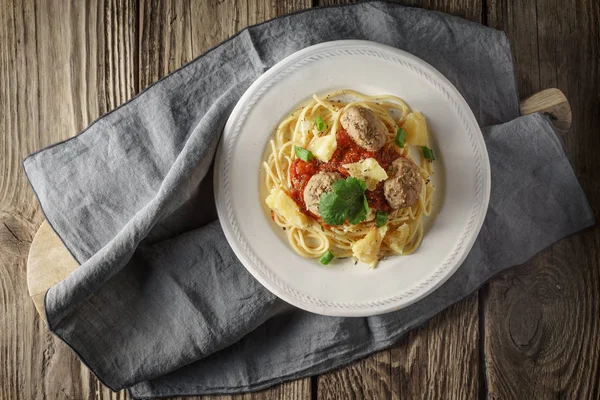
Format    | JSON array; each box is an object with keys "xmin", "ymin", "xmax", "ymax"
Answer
[
  {"xmin": 294, "ymin": 145, "xmax": 314, "ymax": 162},
  {"xmin": 315, "ymin": 116, "xmax": 327, "ymax": 132},
  {"xmin": 319, "ymin": 250, "xmax": 335, "ymax": 265},
  {"xmin": 421, "ymin": 146, "xmax": 435, "ymax": 161},
  {"xmin": 375, "ymin": 210, "xmax": 388, "ymax": 227},
  {"xmin": 395, "ymin": 128, "xmax": 407, "ymax": 148},
  {"xmin": 319, "ymin": 177, "xmax": 370, "ymax": 226}
]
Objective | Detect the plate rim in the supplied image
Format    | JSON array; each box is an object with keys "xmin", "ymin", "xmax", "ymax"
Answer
[{"xmin": 214, "ymin": 40, "xmax": 491, "ymax": 317}]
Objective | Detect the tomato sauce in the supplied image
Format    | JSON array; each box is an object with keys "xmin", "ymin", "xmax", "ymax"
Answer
[
  {"xmin": 289, "ymin": 158, "xmax": 318, "ymax": 213},
  {"xmin": 289, "ymin": 129, "xmax": 399, "ymax": 214}
]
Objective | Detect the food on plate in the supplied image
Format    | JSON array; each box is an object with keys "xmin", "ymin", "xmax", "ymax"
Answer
[
  {"xmin": 384, "ymin": 157, "xmax": 423, "ymax": 209},
  {"xmin": 340, "ymin": 106, "xmax": 387, "ymax": 151},
  {"xmin": 262, "ymin": 90, "xmax": 436, "ymax": 268},
  {"xmin": 304, "ymin": 171, "xmax": 342, "ymax": 217}
]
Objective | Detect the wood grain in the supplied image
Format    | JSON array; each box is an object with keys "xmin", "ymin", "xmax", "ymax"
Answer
[
  {"xmin": 391, "ymin": 294, "xmax": 479, "ymax": 399},
  {"xmin": 139, "ymin": 0, "xmax": 194, "ymax": 89},
  {"xmin": 487, "ymin": 0, "xmax": 541, "ymax": 96},
  {"xmin": 138, "ymin": 0, "xmax": 312, "ymax": 89},
  {"xmin": 485, "ymin": 0, "xmax": 600, "ymax": 398},
  {"xmin": 317, "ymin": 0, "xmax": 482, "ymax": 22},
  {"xmin": 1, "ymin": 0, "xmax": 136, "ymax": 399},
  {"xmin": 519, "ymin": 88, "xmax": 572, "ymax": 133},
  {"xmin": 317, "ymin": 350, "xmax": 392, "ymax": 400}
]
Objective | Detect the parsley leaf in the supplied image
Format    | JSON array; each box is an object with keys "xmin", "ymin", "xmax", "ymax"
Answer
[
  {"xmin": 421, "ymin": 146, "xmax": 435, "ymax": 161},
  {"xmin": 319, "ymin": 177, "xmax": 369, "ymax": 225},
  {"xmin": 333, "ymin": 177, "xmax": 366, "ymax": 200},
  {"xmin": 294, "ymin": 145, "xmax": 314, "ymax": 162},
  {"xmin": 319, "ymin": 191, "xmax": 345, "ymax": 225},
  {"xmin": 315, "ymin": 116, "xmax": 327, "ymax": 132},
  {"xmin": 347, "ymin": 195, "xmax": 369, "ymax": 225},
  {"xmin": 395, "ymin": 128, "xmax": 407, "ymax": 148}
]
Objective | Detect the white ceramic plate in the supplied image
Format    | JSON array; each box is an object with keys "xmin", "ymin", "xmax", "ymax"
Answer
[{"xmin": 214, "ymin": 40, "xmax": 490, "ymax": 317}]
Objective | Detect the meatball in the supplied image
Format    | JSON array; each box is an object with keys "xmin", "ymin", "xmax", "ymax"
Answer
[
  {"xmin": 383, "ymin": 157, "xmax": 423, "ymax": 209},
  {"xmin": 340, "ymin": 106, "xmax": 387, "ymax": 151},
  {"xmin": 303, "ymin": 172, "xmax": 342, "ymax": 216}
]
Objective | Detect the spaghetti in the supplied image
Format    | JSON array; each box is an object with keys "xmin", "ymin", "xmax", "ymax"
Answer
[{"xmin": 262, "ymin": 90, "xmax": 435, "ymax": 267}]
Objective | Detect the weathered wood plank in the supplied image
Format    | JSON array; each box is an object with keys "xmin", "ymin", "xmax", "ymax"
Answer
[
  {"xmin": 0, "ymin": 0, "xmax": 136, "ymax": 399},
  {"xmin": 484, "ymin": 0, "xmax": 600, "ymax": 398},
  {"xmin": 167, "ymin": 379, "xmax": 312, "ymax": 400},
  {"xmin": 317, "ymin": 350, "xmax": 392, "ymax": 400},
  {"xmin": 391, "ymin": 294, "xmax": 479, "ymax": 399},
  {"xmin": 139, "ymin": 0, "xmax": 194, "ymax": 89},
  {"xmin": 314, "ymin": 1, "xmax": 482, "ymax": 399},
  {"xmin": 487, "ymin": 0, "xmax": 541, "ymax": 96},
  {"xmin": 317, "ymin": 0, "xmax": 482, "ymax": 22},
  {"xmin": 139, "ymin": 0, "xmax": 314, "ymax": 89}
]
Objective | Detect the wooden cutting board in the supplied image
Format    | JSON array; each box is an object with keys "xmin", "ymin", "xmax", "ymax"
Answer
[{"xmin": 26, "ymin": 88, "xmax": 572, "ymax": 317}]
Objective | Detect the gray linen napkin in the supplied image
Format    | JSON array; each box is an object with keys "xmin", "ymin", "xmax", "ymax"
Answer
[{"xmin": 22, "ymin": 2, "xmax": 594, "ymax": 398}]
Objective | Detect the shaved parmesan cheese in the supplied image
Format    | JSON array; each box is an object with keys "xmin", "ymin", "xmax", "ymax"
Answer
[
  {"xmin": 365, "ymin": 207, "xmax": 376, "ymax": 222},
  {"xmin": 343, "ymin": 158, "xmax": 388, "ymax": 191},
  {"xmin": 352, "ymin": 225, "xmax": 388, "ymax": 268},
  {"xmin": 265, "ymin": 188, "xmax": 308, "ymax": 228},
  {"xmin": 308, "ymin": 135, "xmax": 337, "ymax": 162},
  {"xmin": 298, "ymin": 120, "xmax": 312, "ymax": 133},
  {"xmin": 402, "ymin": 112, "xmax": 430, "ymax": 147},
  {"xmin": 384, "ymin": 223, "xmax": 411, "ymax": 254}
]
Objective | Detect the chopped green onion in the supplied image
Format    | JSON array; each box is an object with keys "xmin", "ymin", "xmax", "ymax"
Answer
[
  {"xmin": 319, "ymin": 250, "xmax": 335, "ymax": 265},
  {"xmin": 395, "ymin": 128, "xmax": 407, "ymax": 148},
  {"xmin": 315, "ymin": 116, "xmax": 327, "ymax": 132},
  {"xmin": 375, "ymin": 210, "xmax": 388, "ymax": 227},
  {"xmin": 421, "ymin": 146, "xmax": 435, "ymax": 161},
  {"xmin": 294, "ymin": 145, "xmax": 314, "ymax": 162}
]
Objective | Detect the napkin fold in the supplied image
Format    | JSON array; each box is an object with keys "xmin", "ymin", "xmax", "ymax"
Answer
[{"xmin": 23, "ymin": 2, "xmax": 594, "ymax": 398}]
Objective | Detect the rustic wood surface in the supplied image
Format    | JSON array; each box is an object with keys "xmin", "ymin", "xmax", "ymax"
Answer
[
  {"xmin": 1, "ymin": 1, "xmax": 598, "ymax": 399},
  {"xmin": 485, "ymin": 1, "xmax": 600, "ymax": 398}
]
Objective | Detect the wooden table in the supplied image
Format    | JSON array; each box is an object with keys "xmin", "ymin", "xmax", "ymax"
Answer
[{"xmin": 1, "ymin": 1, "xmax": 598, "ymax": 399}]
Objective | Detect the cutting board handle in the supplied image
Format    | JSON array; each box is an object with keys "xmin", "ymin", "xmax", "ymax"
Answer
[{"xmin": 519, "ymin": 88, "xmax": 572, "ymax": 133}]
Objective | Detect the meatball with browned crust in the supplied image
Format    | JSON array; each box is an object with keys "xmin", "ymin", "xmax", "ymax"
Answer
[
  {"xmin": 384, "ymin": 157, "xmax": 423, "ymax": 209},
  {"xmin": 340, "ymin": 106, "xmax": 387, "ymax": 151},
  {"xmin": 303, "ymin": 172, "xmax": 342, "ymax": 216}
]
